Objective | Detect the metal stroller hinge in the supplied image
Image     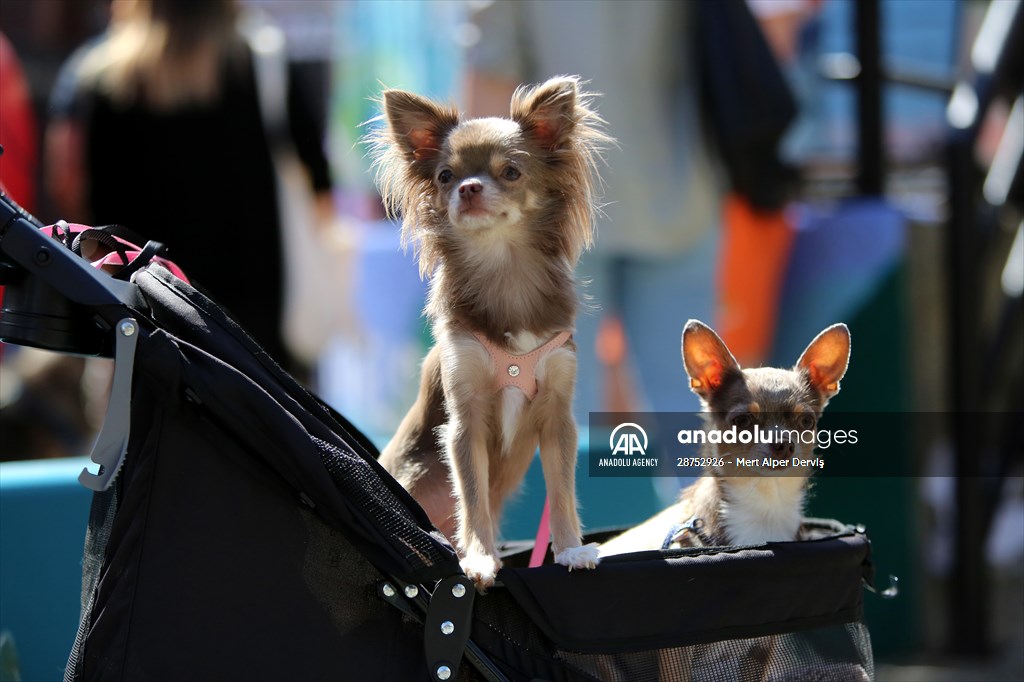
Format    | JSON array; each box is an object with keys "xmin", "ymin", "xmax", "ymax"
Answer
[
  {"xmin": 423, "ymin": 575, "xmax": 476, "ymax": 681},
  {"xmin": 377, "ymin": 576, "xmax": 508, "ymax": 682},
  {"xmin": 79, "ymin": 317, "xmax": 138, "ymax": 490}
]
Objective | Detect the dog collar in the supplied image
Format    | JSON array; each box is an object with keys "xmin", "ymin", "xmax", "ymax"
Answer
[
  {"xmin": 663, "ymin": 516, "xmax": 712, "ymax": 550},
  {"xmin": 469, "ymin": 329, "xmax": 572, "ymax": 400}
]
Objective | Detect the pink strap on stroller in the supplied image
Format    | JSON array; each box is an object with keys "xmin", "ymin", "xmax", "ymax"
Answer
[
  {"xmin": 90, "ymin": 248, "xmax": 190, "ymax": 283},
  {"xmin": 46, "ymin": 222, "xmax": 189, "ymax": 283}
]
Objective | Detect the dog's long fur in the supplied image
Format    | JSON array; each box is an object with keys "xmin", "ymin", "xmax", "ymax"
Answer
[
  {"xmin": 370, "ymin": 76, "xmax": 611, "ymax": 588},
  {"xmin": 601, "ymin": 320, "xmax": 852, "ymax": 555}
]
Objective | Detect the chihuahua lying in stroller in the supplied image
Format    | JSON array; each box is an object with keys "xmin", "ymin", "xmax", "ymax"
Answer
[
  {"xmin": 601, "ymin": 319, "xmax": 851, "ymax": 555},
  {"xmin": 600, "ymin": 320, "xmax": 861, "ymax": 682}
]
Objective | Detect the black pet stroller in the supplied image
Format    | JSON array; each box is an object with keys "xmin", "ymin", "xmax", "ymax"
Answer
[{"xmin": 0, "ymin": 193, "xmax": 884, "ymax": 681}]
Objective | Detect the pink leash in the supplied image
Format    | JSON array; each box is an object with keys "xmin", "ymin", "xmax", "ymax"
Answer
[{"xmin": 529, "ymin": 497, "xmax": 551, "ymax": 568}]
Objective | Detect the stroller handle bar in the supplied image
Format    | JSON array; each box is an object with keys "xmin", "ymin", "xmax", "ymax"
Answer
[
  {"xmin": 0, "ymin": 191, "xmax": 141, "ymax": 309},
  {"xmin": 0, "ymin": 191, "xmax": 143, "ymax": 356}
]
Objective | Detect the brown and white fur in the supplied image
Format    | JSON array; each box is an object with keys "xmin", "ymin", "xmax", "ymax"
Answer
[
  {"xmin": 599, "ymin": 320, "xmax": 856, "ymax": 682},
  {"xmin": 600, "ymin": 319, "xmax": 851, "ymax": 556},
  {"xmin": 370, "ymin": 77, "xmax": 611, "ymax": 589}
]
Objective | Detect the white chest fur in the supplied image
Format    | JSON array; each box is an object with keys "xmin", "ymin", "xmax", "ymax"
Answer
[{"xmin": 719, "ymin": 477, "xmax": 807, "ymax": 545}]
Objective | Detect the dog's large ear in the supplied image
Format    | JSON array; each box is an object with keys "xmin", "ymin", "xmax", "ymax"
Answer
[
  {"xmin": 796, "ymin": 323, "xmax": 851, "ymax": 400},
  {"xmin": 511, "ymin": 76, "xmax": 579, "ymax": 151},
  {"xmin": 381, "ymin": 90, "xmax": 459, "ymax": 163},
  {"xmin": 682, "ymin": 320, "xmax": 741, "ymax": 402}
]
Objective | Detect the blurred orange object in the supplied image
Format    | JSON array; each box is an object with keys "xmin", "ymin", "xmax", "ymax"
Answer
[
  {"xmin": 596, "ymin": 314, "xmax": 639, "ymax": 413},
  {"xmin": 716, "ymin": 192, "xmax": 796, "ymax": 367}
]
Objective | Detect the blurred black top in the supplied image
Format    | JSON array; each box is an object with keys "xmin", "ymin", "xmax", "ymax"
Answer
[{"xmin": 76, "ymin": 36, "xmax": 331, "ymax": 370}]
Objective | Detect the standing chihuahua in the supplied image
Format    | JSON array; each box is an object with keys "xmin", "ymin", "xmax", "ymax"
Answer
[
  {"xmin": 370, "ymin": 76, "xmax": 611, "ymax": 588},
  {"xmin": 601, "ymin": 319, "xmax": 851, "ymax": 556}
]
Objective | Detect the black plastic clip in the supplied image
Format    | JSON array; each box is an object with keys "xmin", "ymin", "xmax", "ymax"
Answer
[
  {"xmin": 854, "ymin": 523, "xmax": 899, "ymax": 599},
  {"xmin": 79, "ymin": 317, "xmax": 138, "ymax": 490},
  {"xmin": 865, "ymin": 573, "xmax": 900, "ymax": 599}
]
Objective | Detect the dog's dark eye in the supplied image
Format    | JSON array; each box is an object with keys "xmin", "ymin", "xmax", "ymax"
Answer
[
  {"xmin": 438, "ymin": 169, "xmax": 454, "ymax": 184},
  {"xmin": 798, "ymin": 413, "xmax": 816, "ymax": 430},
  {"xmin": 731, "ymin": 413, "xmax": 753, "ymax": 429},
  {"xmin": 501, "ymin": 166, "xmax": 521, "ymax": 181}
]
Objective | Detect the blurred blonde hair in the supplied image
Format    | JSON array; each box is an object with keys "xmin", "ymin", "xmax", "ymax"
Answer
[{"xmin": 80, "ymin": 0, "xmax": 240, "ymax": 109}]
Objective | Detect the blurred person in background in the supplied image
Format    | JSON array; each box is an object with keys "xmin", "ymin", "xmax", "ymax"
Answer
[
  {"xmin": 317, "ymin": 0, "xmax": 467, "ymax": 437},
  {"xmin": 747, "ymin": 0, "xmax": 824, "ymax": 165},
  {"xmin": 42, "ymin": 0, "xmax": 334, "ymax": 378},
  {"xmin": 463, "ymin": 0, "xmax": 724, "ymax": 421},
  {"xmin": 0, "ymin": 31, "xmax": 38, "ymax": 214},
  {"xmin": 711, "ymin": 0, "xmax": 823, "ymax": 369}
]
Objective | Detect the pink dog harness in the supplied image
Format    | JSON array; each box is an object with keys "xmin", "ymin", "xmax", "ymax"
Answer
[{"xmin": 470, "ymin": 330, "xmax": 573, "ymax": 400}]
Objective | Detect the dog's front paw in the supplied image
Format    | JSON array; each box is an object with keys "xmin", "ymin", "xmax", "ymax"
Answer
[
  {"xmin": 554, "ymin": 543, "xmax": 601, "ymax": 571},
  {"xmin": 460, "ymin": 553, "xmax": 502, "ymax": 591}
]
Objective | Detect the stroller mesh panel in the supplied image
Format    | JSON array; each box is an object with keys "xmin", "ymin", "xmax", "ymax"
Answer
[
  {"xmin": 472, "ymin": 587, "xmax": 873, "ymax": 681},
  {"xmin": 314, "ymin": 436, "xmax": 452, "ymax": 573},
  {"xmin": 555, "ymin": 623, "xmax": 874, "ymax": 681},
  {"xmin": 132, "ymin": 267, "xmax": 459, "ymax": 580}
]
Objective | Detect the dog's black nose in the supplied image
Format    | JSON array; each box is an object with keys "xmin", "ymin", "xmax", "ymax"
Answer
[
  {"xmin": 771, "ymin": 441, "xmax": 795, "ymax": 456},
  {"xmin": 459, "ymin": 179, "xmax": 483, "ymax": 195}
]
